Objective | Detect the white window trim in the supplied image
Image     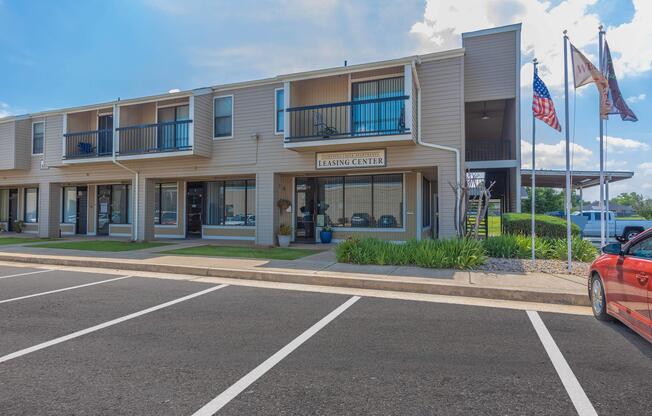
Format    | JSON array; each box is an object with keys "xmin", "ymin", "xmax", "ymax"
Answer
[
  {"xmin": 274, "ymin": 87, "xmax": 284, "ymax": 136},
  {"xmin": 213, "ymin": 94, "xmax": 234, "ymax": 140},
  {"xmin": 31, "ymin": 121, "xmax": 45, "ymax": 156}
]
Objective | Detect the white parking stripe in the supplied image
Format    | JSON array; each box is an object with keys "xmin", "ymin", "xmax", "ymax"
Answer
[
  {"xmin": 0, "ymin": 284, "xmax": 229, "ymax": 364},
  {"xmin": 0, "ymin": 269, "xmax": 54, "ymax": 280},
  {"xmin": 527, "ymin": 311, "xmax": 597, "ymax": 416},
  {"xmin": 0, "ymin": 275, "xmax": 134, "ymax": 304},
  {"xmin": 192, "ymin": 295, "xmax": 361, "ymax": 416}
]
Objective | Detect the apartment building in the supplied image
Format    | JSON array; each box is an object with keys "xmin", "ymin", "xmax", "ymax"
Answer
[{"xmin": 0, "ymin": 24, "xmax": 521, "ymax": 245}]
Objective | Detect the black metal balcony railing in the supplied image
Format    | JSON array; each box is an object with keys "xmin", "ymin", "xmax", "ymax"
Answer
[
  {"xmin": 116, "ymin": 120, "xmax": 192, "ymax": 155},
  {"xmin": 465, "ymin": 139, "xmax": 512, "ymax": 161},
  {"xmin": 63, "ymin": 129, "xmax": 113, "ymax": 159},
  {"xmin": 286, "ymin": 95, "xmax": 409, "ymax": 142}
]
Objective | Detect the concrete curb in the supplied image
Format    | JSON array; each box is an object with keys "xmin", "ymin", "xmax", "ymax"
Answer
[{"xmin": 0, "ymin": 254, "xmax": 590, "ymax": 307}]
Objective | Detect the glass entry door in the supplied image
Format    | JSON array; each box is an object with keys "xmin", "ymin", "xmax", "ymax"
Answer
[
  {"xmin": 97, "ymin": 115, "xmax": 113, "ymax": 156},
  {"xmin": 97, "ymin": 185, "xmax": 111, "ymax": 236},
  {"xmin": 295, "ymin": 178, "xmax": 316, "ymax": 243},
  {"xmin": 186, "ymin": 182, "xmax": 204, "ymax": 238}
]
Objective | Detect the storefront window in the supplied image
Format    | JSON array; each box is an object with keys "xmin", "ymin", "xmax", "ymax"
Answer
[
  {"xmin": 155, "ymin": 183, "xmax": 178, "ymax": 225},
  {"xmin": 312, "ymin": 174, "xmax": 403, "ymax": 229},
  {"xmin": 111, "ymin": 185, "xmax": 130, "ymax": 224},
  {"xmin": 24, "ymin": 188, "xmax": 38, "ymax": 223},
  {"xmin": 373, "ymin": 174, "xmax": 403, "ymax": 228},
  {"xmin": 205, "ymin": 179, "xmax": 255, "ymax": 226},
  {"xmin": 317, "ymin": 177, "xmax": 344, "ymax": 227},
  {"xmin": 0, "ymin": 189, "xmax": 8, "ymax": 222},
  {"xmin": 62, "ymin": 187, "xmax": 77, "ymax": 224}
]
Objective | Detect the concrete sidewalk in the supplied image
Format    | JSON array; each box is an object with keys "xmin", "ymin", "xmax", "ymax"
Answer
[{"xmin": 0, "ymin": 242, "xmax": 590, "ymax": 307}]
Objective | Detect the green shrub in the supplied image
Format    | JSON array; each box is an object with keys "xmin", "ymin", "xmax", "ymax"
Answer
[
  {"xmin": 336, "ymin": 238, "xmax": 485, "ymax": 269},
  {"xmin": 484, "ymin": 235, "xmax": 597, "ymax": 262},
  {"xmin": 550, "ymin": 237, "xmax": 599, "ymax": 262},
  {"xmin": 502, "ymin": 213, "xmax": 580, "ymax": 238}
]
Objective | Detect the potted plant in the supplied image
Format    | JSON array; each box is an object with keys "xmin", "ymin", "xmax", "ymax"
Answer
[
  {"xmin": 277, "ymin": 224, "xmax": 292, "ymax": 247},
  {"xmin": 277, "ymin": 199, "xmax": 291, "ymax": 212},
  {"xmin": 320, "ymin": 225, "xmax": 333, "ymax": 244},
  {"xmin": 13, "ymin": 220, "xmax": 24, "ymax": 234}
]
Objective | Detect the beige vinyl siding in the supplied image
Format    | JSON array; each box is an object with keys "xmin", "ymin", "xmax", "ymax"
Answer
[
  {"xmin": 60, "ymin": 223, "xmax": 75, "ymax": 235},
  {"xmin": 0, "ymin": 121, "xmax": 17, "ymax": 170},
  {"xmin": 67, "ymin": 110, "xmax": 100, "ymax": 133},
  {"xmin": 350, "ymin": 66, "xmax": 403, "ymax": 80},
  {"xmin": 120, "ymin": 102, "xmax": 156, "ymax": 127},
  {"xmin": 463, "ymin": 30, "xmax": 518, "ymax": 102},
  {"xmin": 192, "ymin": 93, "xmax": 213, "ymax": 157},
  {"xmin": 14, "ymin": 119, "xmax": 31, "ymax": 170},
  {"xmin": 110, "ymin": 224, "xmax": 132, "ymax": 236},
  {"xmin": 44, "ymin": 115, "xmax": 64, "ymax": 168},
  {"xmin": 290, "ymin": 75, "xmax": 348, "ymax": 107},
  {"xmin": 202, "ymin": 227, "xmax": 255, "ymax": 239}
]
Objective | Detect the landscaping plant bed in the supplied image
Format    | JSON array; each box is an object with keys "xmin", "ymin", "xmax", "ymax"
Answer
[{"xmin": 476, "ymin": 257, "xmax": 590, "ymax": 277}]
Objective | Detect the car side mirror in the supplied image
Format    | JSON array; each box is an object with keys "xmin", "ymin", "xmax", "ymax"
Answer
[{"xmin": 602, "ymin": 242, "xmax": 623, "ymax": 256}]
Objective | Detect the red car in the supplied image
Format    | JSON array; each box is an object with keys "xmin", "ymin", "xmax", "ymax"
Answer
[{"xmin": 589, "ymin": 228, "xmax": 652, "ymax": 343}]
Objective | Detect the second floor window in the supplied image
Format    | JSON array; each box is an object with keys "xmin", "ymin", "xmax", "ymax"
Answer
[
  {"xmin": 214, "ymin": 96, "xmax": 233, "ymax": 138},
  {"xmin": 275, "ymin": 88, "xmax": 284, "ymax": 134},
  {"xmin": 32, "ymin": 122, "xmax": 44, "ymax": 154}
]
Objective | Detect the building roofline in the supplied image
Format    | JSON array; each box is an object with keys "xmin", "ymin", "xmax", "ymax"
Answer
[
  {"xmin": 0, "ymin": 47, "xmax": 467, "ymax": 123},
  {"xmin": 462, "ymin": 23, "xmax": 522, "ymax": 38}
]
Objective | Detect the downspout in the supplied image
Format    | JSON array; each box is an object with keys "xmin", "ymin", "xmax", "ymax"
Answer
[
  {"xmin": 411, "ymin": 60, "xmax": 462, "ymax": 234},
  {"xmin": 110, "ymin": 103, "xmax": 139, "ymax": 241}
]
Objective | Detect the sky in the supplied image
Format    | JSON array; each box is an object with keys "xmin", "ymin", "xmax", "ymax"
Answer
[{"xmin": 0, "ymin": 0, "xmax": 650, "ymax": 200}]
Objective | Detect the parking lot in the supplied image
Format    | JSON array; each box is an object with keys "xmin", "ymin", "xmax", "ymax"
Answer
[{"xmin": 0, "ymin": 263, "xmax": 650, "ymax": 415}]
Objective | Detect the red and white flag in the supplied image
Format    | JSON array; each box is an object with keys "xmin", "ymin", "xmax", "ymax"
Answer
[{"xmin": 570, "ymin": 43, "xmax": 611, "ymax": 119}]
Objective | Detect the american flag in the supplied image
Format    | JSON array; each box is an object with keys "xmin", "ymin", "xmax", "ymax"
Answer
[{"xmin": 533, "ymin": 70, "xmax": 561, "ymax": 131}]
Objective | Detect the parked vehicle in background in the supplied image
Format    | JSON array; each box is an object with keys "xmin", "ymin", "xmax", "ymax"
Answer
[
  {"xmin": 572, "ymin": 210, "xmax": 652, "ymax": 242},
  {"xmin": 589, "ymin": 229, "xmax": 652, "ymax": 343}
]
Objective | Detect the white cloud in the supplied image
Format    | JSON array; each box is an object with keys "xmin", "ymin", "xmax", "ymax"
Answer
[
  {"xmin": 626, "ymin": 93, "xmax": 646, "ymax": 103},
  {"xmin": 411, "ymin": 0, "xmax": 652, "ymax": 90},
  {"xmin": 521, "ymin": 139, "xmax": 593, "ymax": 170},
  {"xmin": 0, "ymin": 102, "xmax": 11, "ymax": 118},
  {"xmin": 595, "ymin": 135, "xmax": 649, "ymax": 153}
]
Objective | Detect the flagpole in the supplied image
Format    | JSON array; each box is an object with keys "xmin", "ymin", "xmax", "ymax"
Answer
[
  {"xmin": 531, "ymin": 58, "xmax": 538, "ymax": 266},
  {"xmin": 598, "ymin": 24, "xmax": 606, "ymax": 247},
  {"xmin": 563, "ymin": 30, "xmax": 572, "ymax": 272}
]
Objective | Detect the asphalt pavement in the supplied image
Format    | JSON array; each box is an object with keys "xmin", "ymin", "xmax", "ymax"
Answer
[{"xmin": 0, "ymin": 264, "xmax": 650, "ymax": 415}]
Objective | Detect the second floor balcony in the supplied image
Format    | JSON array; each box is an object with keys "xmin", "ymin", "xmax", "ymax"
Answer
[
  {"xmin": 116, "ymin": 119, "xmax": 192, "ymax": 156},
  {"xmin": 283, "ymin": 67, "xmax": 416, "ymax": 150},
  {"xmin": 286, "ymin": 95, "xmax": 410, "ymax": 142},
  {"xmin": 62, "ymin": 96, "xmax": 206, "ymax": 162}
]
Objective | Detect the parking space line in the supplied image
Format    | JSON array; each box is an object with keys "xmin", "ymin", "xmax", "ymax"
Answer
[
  {"xmin": 0, "ymin": 284, "xmax": 229, "ymax": 364},
  {"xmin": 0, "ymin": 269, "xmax": 54, "ymax": 280},
  {"xmin": 191, "ymin": 295, "xmax": 361, "ymax": 416},
  {"xmin": 527, "ymin": 311, "xmax": 597, "ymax": 416},
  {"xmin": 0, "ymin": 275, "xmax": 134, "ymax": 305}
]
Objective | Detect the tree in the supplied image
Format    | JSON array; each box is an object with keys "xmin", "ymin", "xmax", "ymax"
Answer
[
  {"xmin": 635, "ymin": 199, "xmax": 652, "ymax": 220},
  {"xmin": 611, "ymin": 192, "xmax": 644, "ymax": 208},
  {"xmin": 522, "ymin": 187, "xmax": 565, "ymax": 214}
]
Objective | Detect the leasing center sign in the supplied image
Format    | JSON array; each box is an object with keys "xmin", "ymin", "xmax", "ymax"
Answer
[{"xmin": 316, "ymin": 149, "xmax": 386, "ymax": 170}]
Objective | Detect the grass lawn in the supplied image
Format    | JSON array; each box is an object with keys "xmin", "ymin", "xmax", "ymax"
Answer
[
  {"xmin": 0, "ymin": 237, "xmax": 55, "ymax": 245},
  {"xmin": 487, "ymin": 215, "xmax": 502, "ymax": 236},
  {"xmin": 161, "ymin": 245, "xmax": 318, "ymax": 260},
  {"xmin": 31, "ymin": 240, "xmax": 171, "ymax": 252}
]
